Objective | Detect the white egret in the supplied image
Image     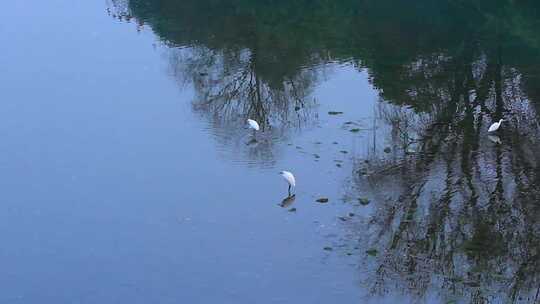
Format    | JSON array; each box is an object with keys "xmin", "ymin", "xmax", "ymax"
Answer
[
  {"xmin": 279, "ymin": 171, "xmax": 296, "ymax": 196},
  {"xmin": 488, "ymin": 119, "xmax": 504, "ymax": 133},
  {"xmin": 247, "ymin": 119, "xmax": 260, "ymax": 131}
]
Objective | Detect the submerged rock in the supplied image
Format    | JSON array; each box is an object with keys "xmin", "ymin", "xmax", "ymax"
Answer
[
  {"xmin": 316, "ymin": 198, "xmax": 329, "ymax": 203},
  {"xmin": 366, "ymin": 248, "xmax": 378, "ymax": 256},
  {"xmin": 357, "ymin": 168, "xmax": 368, "ymax": 175},
  {"xmin": 384, "ymin": 147, "xmax": 391, "ymax": 153},
  {"xmin": 328, "ymin": 111, "xmax": 343, "ymax": 115},
  {"xmin": 358, "ymin": 198, "xmax": 370, "ymax": 205},
  {"xmin": 350, "ymin": 128, "xmax": 360, "ymax": 133},
  {"xmin": 323, "ymin": 246, "xmax": 333, "ymax": 251},
  {"xmin": 288, "ymin": 208, "xmax": 297, "ymax": 212},
  {"xmin": 464, "ymin": 281, "xmax": 480, "ymax": 287}
]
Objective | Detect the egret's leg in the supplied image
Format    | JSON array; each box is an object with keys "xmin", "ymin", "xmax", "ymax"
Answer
[{"xmin": 288, "ymin": 185, "xmax": 291, "ymax": 196}]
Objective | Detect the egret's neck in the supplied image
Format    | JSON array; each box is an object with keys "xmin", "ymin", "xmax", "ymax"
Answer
[{"xmin": 499, "ymin": 119, "xmax": 504, "ymax": 124}]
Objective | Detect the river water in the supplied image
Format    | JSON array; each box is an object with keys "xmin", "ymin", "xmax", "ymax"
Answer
[{"xmin": 2, "ymin": 1, "xmax": 540, "ymax": 303}]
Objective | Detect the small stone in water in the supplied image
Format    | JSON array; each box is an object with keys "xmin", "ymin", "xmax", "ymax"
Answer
[
  {"xmin": 464, "ymin": 281, "xmax": 480, "ymax": 287},
  {"xmin": 288, "ymin": 208, "xmax": 297, "ymax": 212},
  {"xmin": 313, "ymin": 154, "xmax": 320, "ymax": 159},
  {"xmin": 333, "ymin": 142, "xmax": 338, "ymax": 144},
  {"xmin": 366, "ymin": 248, "xmax": 378, "ymax": 256},
  {"xmin": 384, "ymin": 147, "xmax": 391, "ymax": 153},
  {"xmin": 348, "ymin": 213, "xmax": 355, "ymax": 217},
  {"xmin": 350, "ymin": 128, "xmax": 360, "ymax": 133},
  {"xmin": 338, "ymin": 216, "xmax": 347, "ymax": 221},
  {"xmin": 336, "ymin": 164, "xmax": 342, "ymax": 168},
  {"xmin": 359, "ymin": 198, "xmax": 370, "ymax": 205},
  {"xmin": 323, "ymin": 246, "xmax": 333, "ymax": 251},
  {"xmin": 328, "ymin": 111, "xmax": 343, "ymax": 115},
  {"xmin": 294, "ymin": 106, "xmax": 301, "ymax": 111},
  {"xmin": 340, "ymin": 150, "xmax": 348, "ymax": 154},
  {"xmin": 316, "ymin": 198, "xmax": 329, "ymax": 203}
]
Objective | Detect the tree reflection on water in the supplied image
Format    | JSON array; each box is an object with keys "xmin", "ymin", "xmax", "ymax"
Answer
[
  {"xmin": 166, "ymin": 46, "xmax": 322, "ymax": 165},
  {"xmin": 354, "ymin": 42, "xmax": 540, "ymax": 304}
]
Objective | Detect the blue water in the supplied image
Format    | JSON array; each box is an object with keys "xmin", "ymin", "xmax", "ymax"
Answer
[{"xmin": 3, "ymin": 0, "xmax": 540, "ymax": 303}]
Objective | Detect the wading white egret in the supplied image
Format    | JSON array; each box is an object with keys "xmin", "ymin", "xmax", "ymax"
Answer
[
  {"xmin": 279, "ymin": 171, "xmax": 296, "ymax": 196},
  {"xmin": 488, "ymin": 119, "xmax": 504, "ymax": 133},
  {"xmin": 247, "ymin": 119, "xmax": 260, "ymax": 131}
]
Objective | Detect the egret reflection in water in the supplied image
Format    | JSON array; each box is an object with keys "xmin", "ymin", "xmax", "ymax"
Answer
[
  {"xmin": 279, "ymin": 194, "xmax": 296, "ymax": 208},
  {"xmin": 488, "ymin": 135, "xmax": 502, "ymax": 144}
]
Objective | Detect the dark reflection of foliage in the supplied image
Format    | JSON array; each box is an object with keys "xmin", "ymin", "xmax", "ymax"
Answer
[
  {"xmin": 166, "ymin": 45, "xmax": 321, "ymax": 165},
  {"xmin": 109, "ymin": 0, "xmax": 328, "ymax": 127},
  {"xmin": 354, "ymin": 51, "xmax": 540, "ymax": 303},
  {"xmin": 167, "ymin": 47, "xmax": 320, "ymax": 131},
  {"xmin": 109, "ymin": 0, "xmax": 540, "ymax": 116},
  {"xmin": 108, "ymin": 0, "xmax": 325, "ymax": 165},
  {"xmin": 353, "ymin": 2, "xmax": 540, "ymax": 296}
]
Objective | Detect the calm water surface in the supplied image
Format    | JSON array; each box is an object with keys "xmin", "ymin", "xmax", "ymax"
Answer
[{"xmin": 2, "ymin": 0, "xmax": 540, "ymax": 303}]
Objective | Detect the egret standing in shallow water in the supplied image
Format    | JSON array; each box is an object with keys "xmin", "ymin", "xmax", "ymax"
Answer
[
  {"xmin": 488, "ymin": 119, "xmax": 504, "ymax": 133},
  {"xmin": 247, "ymin": 119, "xmax": 260, "ymax": 133},
  {"xmin": 279, "ymin": 171, "xmax": 296, "ymax": 196}
]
